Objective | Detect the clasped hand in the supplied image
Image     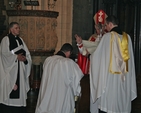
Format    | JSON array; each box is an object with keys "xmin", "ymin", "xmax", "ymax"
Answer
[{"xmin": 17, "ymin": 53, "xmax": 26, "ymax": 61}]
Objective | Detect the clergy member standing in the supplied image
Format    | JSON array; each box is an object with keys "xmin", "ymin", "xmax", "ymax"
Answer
[
  {"xmin": 75, "ymin": 10, "xmax": 108, "ymax": 75},
  {"xmin": 90, "ymin": 15, "xmax": 137, "ymax": 113},
  {"xmin": 0, "ymin": 22, "xmax": 32, "ymax": 113},
  {"xmin": 35, "ymin": 43, "xmax": 83, "ymax": 113}
]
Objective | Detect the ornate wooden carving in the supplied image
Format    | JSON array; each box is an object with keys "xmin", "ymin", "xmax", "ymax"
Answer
[
  {"xmin": 7, "ymin": 10, "xmax": 59, "ymax": 18},
  {"xmin": 7, "ymin": 10, "xmax": 59, "ymax": 53},
  {"xmin": 30, "ymin": 50, "xmax": 55, "ymax": 56}
]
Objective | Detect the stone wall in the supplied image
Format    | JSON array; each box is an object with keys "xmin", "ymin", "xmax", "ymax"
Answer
[
  {"xmin": 0, "ymin": 0, "xmax": 6, "ymax": 42},
  {"xmin": 72, "ymin": 0, "xmax": 94, "ymax": 54}
]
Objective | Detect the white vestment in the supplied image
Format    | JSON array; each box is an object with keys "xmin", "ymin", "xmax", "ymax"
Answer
[
  {"xmin": 90, "ymin": 32, "xmax": 137, "ymax": 113},
  {"xmin": 35, "ymin": 55, "xmax": 83, "ymax": 113},
  {"xmin": 78, "ymin": 39, "xmax": 100, "ymax": 56},
  {"xmin": 0, "ymin": 36, "xmax": 32, "ymax": 106}
]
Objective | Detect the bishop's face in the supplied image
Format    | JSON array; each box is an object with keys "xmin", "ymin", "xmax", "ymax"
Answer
[{"xmin": 10, "ymin": 24, "xmax": 20, "ymax": 36}]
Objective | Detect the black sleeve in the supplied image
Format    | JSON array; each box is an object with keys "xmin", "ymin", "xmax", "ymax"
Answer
[
  {"xmin": 87, "ymin": 54, "xmax": 91, "ymax": 60},
  {"xmin": 24, "ymin": 60, "xmax": 28, "ymax": 65}
]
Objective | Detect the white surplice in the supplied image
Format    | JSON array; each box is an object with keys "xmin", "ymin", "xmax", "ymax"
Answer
[
  {"xmin": 77, "ymin": 39, "xmax": 99, "ymax": 56},
  {"xmin": 0, "ymin": 36, "xmax": 32, "ymax": 106},
  {"xmin": 90, "ymin": 32, "xmax": 137, "ymax": 113},
  {"xmin": 35, "ymin": 55, "xmax": 83, "ymax": 113}
]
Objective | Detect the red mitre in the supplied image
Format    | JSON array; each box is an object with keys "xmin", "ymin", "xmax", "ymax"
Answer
[{"xmin": 93, "ymin": 10, "xmax": 108, "ymax": 25}]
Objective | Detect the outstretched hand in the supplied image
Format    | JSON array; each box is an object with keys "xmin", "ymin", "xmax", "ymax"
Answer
[{"xmin": 75, "ymin": 34, "xmax": 82, "ymax": 44}]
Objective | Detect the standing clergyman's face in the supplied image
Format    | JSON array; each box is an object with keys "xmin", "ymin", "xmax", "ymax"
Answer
[
  {"xmin": 105, "ymin": 21, "xmax": 112, "ymax": 32},
  {"xmin": 10, "ymin": 24, "xmax": 20, "ymax": 36}
]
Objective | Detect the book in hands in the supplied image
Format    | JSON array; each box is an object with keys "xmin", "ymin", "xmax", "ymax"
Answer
[{"xmin": 11, "ymin": 45, "xmax": 26, "ymax": 56}]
